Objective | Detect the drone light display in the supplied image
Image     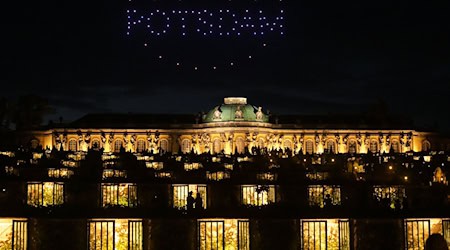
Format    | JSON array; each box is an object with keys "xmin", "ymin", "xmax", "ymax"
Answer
[
  {"xmin": 126, "ymin": 9, "xmax": 285, "ymax": 37},
  {"xmin": 126, "ymin": 0, "xmax": 286, "ymax": 70}
]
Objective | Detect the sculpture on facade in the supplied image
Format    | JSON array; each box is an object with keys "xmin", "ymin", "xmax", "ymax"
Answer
[
  {"xmin": 213, "ymin": 107, "xmax": 222, "ymax": 120},
  {"xmin": 255, "ymin": 107, "xmax": 263, "ymax": 120},
  {"xmin": 235, "ymin": 106, "xmax": 243, "ymax": 119}
]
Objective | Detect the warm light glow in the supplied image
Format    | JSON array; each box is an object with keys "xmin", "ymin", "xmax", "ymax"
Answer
[
  {"xmin": 173, "ymin": 184, "xmax": 207, "ymax": 209},
  {"xmin": 145, "ymin": 162, "xmax": 163, "ymax": 170},
  {"xmin": 0, "ymin": 218, "xmax": 27, "ymax": 250},
  {"xmin": 101, "ymin": 183, "xmax": 138, "ymax": 207},
  {"xmin": 48, "ymin": 168, "xmax": 74, "ymax": 178},
  {"xmin": 308, "ymin": 185, "xmax": 341, "ymax": 208},
  {"xmin": 405, "ymin": 218, "xmax": 450, "ymax": 250},
  {"xmin": 27, "ymin": 182, "xmax": 64, "ymax": 207},
  {"xmin": 373, "ymin": 186, "xmax": 406, "ymax": 209},
  {"xmin": 388, "ymin": 165, "xmax": 393, "ymax": 170},
  {"xmin": 88, "ymin": 219, "xmax": 142, "ymax": 250},
  {"xmin": 301, "ymin": 219, "xmax": 350, "ymax": 250},
  {"xmin": 206, "ymin": 171, "xmax": 230, "ymax": 181},
  {"xmin": 198, "ymin": 219, "xmax": 249, "ymax": 250},
  {"xmin": 241, "ymin": 185, "xmax": 275, "ymax": 206},
  {"xmin": 184, "ymin": 162, "xmax": 203, "ymax": 171},
  {"xmin": 102, "ymin": 169, "xmax": 127, "ymax": 179}
]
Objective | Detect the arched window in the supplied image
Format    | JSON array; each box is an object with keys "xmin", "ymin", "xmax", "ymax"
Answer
[
  {"xmin": 91, "ymin": 139, "xmax": 101, "ymax": 150},
  {"xmin": 181, "ymin": 139, "xmax": 191, "ymax": 154},
  {"xmin": 236, "ymin": 137, "xmax": 245, "ymax": 154},
  {"xmin": 213, "ymin": 138, "xmax": 222, "ymax": 154},
  {"xmin": 257, "ymin": 138, "xmax": 265, "ymax": 149},
  {"xmin": 391, "ymin": 140, "xmax": 400, "ymax": 153},
  {"xmin": 369, "ymin": 140, "xmax": 378, "ymax": 153},
  {"xmin": 326, "ymin": 140, "xmax": 336, "ymax": 153},
  {"xmin": 68, "ymin": 139, "xmax": 77, "ymax": 152},
  {"xmin": 283, "ymin": 140, "xmax": 292, "ymax": 152},
  {"xmin": 348, "ymin": 140, "xmax": 357, "ymax": 154},
  {"xmin": 160, "ymin": 139, "xmax": 169, "ymax": 153},
  {"xmin": 30, "ymin": 139, "xmax": 39, "ymax": 149},
  {"xmin": 422, "ymin": 140, "xmax": 431, "ymax": 152},
  {"xmin": 114, "ymin": 140, "xmax": 123, "ymax": 153},
  {"xmin": 305, "ymin": 140, "xmax": 314, "ymax": 154},
  {"xmin": 136, "ymin": 140, "xmax": 146, "ymax": 153}
]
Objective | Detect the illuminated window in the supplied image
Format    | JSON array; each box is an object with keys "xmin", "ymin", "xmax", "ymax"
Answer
[
  {"xmin": 236, "ymin": 137, "xmax": 245, "ymax": 154},
  {"xmin": 326, "ymin": 140, "xmax": 336, "ymax": 153},
  {"xmin": 405, "ymin": 220, "xmax": 430, "ymax": 250},
  {"xmin": 373, "ymin": 186, "xmax": 406, "ymax": 209},
  {"xmin": 198, "ymin": 219, "xmax": 250, "ymax": 250},
  {"xmin": 101, "ymin": 183, "xmax": 138, "ymax": 207},
  {"xmin": 114, "ymin": 140, "xmax": 124, "ymax": 153},
  {"xmin": 391, "ymin": 140, "xmax": 400, "ymax": 153},
  {"xmin": 91, "ymin": 139, "xmax": 101, "ymax": 150},
  {"xmin": 305, "ymin": 140, "xmax": 314, "ymax": 154},
  {"xmin": 257, "ymin": 138, "xmax": 265, "ymax": 149},
  {"xmin": 213, "ymin": 138, "xmax": 222, "ymax": 154},
  {"xmin": 443, "ymin": 220, "xmax": 450, "ymax": 246},
  {"xmin": 172, "ymin": 184, "xmax": 207, "ymax": 209},
  {"xmin": 160, "ymin": 139, "xmax": 169, "ymax": 153},
  {"xmin": 369, "ymin": 140, "xmax": 378, "ymax": 153},
  {"xmin": 403, "ymin": 218, "xmax": 450, "ymax": 250},
  {"xmin": 348, "ymin": 140, "xmax": 357, "ymax": 154},
  {"xmin": 206, "ymin": 171, "xmax": 230, "ymax": 181},
  {"xmin": 308, "ymin": 185, "xmax": 341, "ymax": 208},
  {"xmin": 136, "ymin": 140, "xmax": 146, "ymax": 153},
  {"xmin": 68, "ymin": 139, "xmax": 77, "ymax": 152},
  {"xmin": 283, "ymin": 140, "xmax": 292, "ymax": 151},
  {"xmin": 0, "ymin": 219, "xmax": 28, "ymax": 250},
  {"xmin": 88, "ymin": 219, "xmax": 142, "ymax": 250},
  {"xmin": 422, "ymin": 140, "xmax": 431, "ymax": 152},
  {"xmin": 27, "ymin": 182, "xmax": 64, "ymax": 207},
  {"xmin": 181, "ymin": 139, "xmax": 191, "ymax": 153},
  {"xmin": 301, "ymin": 219, "xmax": 350, "ymax": 250},
  {"xmin": 241, "ymin": 185, "xmax": 275, "ymax": 206}
]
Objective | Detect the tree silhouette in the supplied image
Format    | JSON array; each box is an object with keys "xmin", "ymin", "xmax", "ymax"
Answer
[{"xmin": 11, "ymin": 95, "xmax": 54, "ymax": 130}]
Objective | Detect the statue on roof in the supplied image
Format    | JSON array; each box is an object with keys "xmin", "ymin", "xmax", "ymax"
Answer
[
  {"xmin": 213, "ymin": 107, "xmax": 222, "ymax": 120},
  {"xmin": 255, "ymin": 107, "xmax": 263, "ymax": 120},
  {"xmin": 235, "ymin": 106, "xmax": 243, "ymax": 119}
]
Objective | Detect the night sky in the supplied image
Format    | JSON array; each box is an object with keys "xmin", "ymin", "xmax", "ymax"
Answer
[{"xmin": 4, "ymin": 0, "xmax": 450, "ymax": 132}]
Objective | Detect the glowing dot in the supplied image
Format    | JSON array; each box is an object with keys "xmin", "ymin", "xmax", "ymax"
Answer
[
  {"xmin": 144, "ymin": 43, "xmax": 147, "ymax": 46},
  {"xmin": 213, "ymin": 66, "xmax": 216, "ymax": 69},
  {"xmin": 158, "ymin": 55, "xmax": 162, "ymax": 59},
  {"xmin": 249, "ymin": 56, "xmax": 252, "ymax": 59},
  {"xmin": 230, "ymin": 62, "xmax": 234, "ymax": 66},
  {"xmin": 263, "ymin": 43, "xmax": 267, "ymax": 46},
  {"xmin": 195, "ymin": 67, "xmax": 198, "ymax": 70},
  {"xmin": 176, "ymin": 62, "xmax": 180, "ymax": 66}
]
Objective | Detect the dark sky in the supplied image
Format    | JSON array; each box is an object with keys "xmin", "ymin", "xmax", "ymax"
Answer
[{"xmin": 3, "ymin": 0, "xmax": 450, "ymax": 131}]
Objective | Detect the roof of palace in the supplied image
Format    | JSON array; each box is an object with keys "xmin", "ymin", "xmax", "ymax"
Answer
[
  {"xmin": 40, "ymin": 97, "xmax": 424, "ymax": 131},
  {"xmin": 42, "ymin": 112, "xmax": 419, "ymax": 131}
]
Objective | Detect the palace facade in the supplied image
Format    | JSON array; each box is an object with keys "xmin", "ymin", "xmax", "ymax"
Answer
[
  {"xmin": 1, "ymin": 97, "xmax": 449, "ymax": 250},
  {"xmin": 21, "ymin": 97, "xmax": 439, "ymax": 155}
]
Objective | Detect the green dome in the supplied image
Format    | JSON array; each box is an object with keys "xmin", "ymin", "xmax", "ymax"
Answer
[{"xmin": 202, "ymin": 97, "xmax": 269, "ymax": 123}]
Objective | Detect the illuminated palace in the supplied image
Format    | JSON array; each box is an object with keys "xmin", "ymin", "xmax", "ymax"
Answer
[{"xmin": 2, "ymin": 97, "xmax": 450, "ymax": 250}]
